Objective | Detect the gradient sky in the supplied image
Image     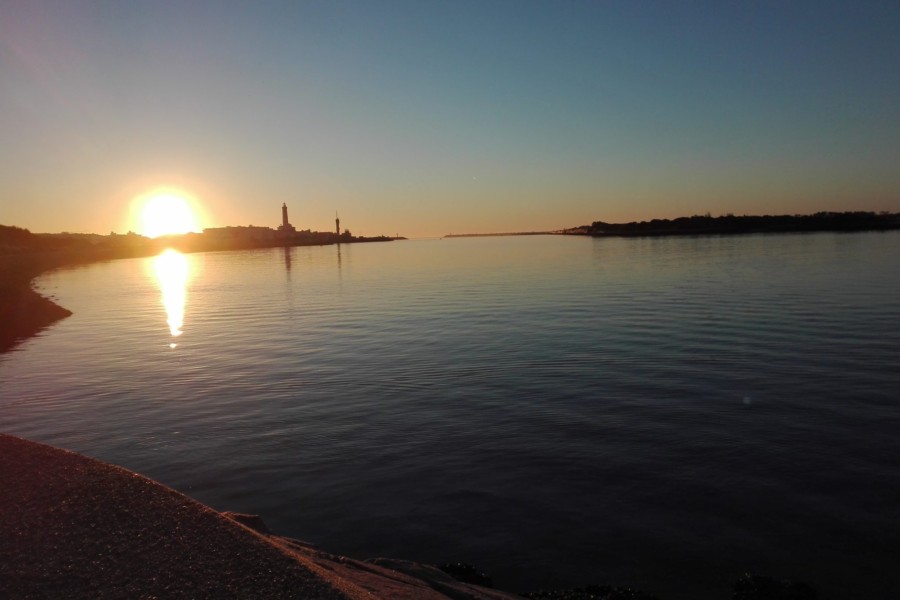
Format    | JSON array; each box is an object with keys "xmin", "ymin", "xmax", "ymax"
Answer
[{"xmin": 2, "ymin": 1, "xmax": 898, "ymax": 238}]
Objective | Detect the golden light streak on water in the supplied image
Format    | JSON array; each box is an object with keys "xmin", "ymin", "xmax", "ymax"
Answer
[{"xmin": 152, "ymin": 249, "xmax": 190, "ymax": 345}]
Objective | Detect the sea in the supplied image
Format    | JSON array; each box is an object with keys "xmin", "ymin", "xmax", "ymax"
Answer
[{"xmin": 2, "ymin": 232, "xmax": 899, "ymax": 599}]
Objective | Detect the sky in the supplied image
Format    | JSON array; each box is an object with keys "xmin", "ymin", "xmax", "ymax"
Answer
[{"xmin": 1, "ymin": 1, "xmax": 898, "ymax": 238}]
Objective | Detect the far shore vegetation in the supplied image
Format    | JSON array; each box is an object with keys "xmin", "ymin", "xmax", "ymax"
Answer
[{"xmin": 562, "ymin": 210, "xmax": 900, "ymax": 237}]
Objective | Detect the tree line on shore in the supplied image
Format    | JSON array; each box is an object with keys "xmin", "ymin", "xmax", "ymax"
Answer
[{"xmin": 565, "ymin": 211, "xmax": 900, "ymax": 237}]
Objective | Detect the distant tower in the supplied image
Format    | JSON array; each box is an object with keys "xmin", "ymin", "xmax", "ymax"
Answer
[
  {"xmin": 335, "ymin": 212, "xmax": 341, "ymax": 237},
  {"xmin": 278, "ymin": 203, "xmax": 295, "ymax": 235}
]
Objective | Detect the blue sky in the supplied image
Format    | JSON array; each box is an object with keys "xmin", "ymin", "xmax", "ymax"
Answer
[{"xmin": 1, "ymin": 1, "xmax": 898, "ymax": 237}]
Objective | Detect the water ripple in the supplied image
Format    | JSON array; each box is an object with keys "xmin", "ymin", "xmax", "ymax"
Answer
[{"xmin": 2, "ymin": 233, "xmax": 900, "ymax": 599}]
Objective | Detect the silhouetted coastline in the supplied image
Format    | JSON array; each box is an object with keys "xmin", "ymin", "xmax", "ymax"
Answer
[
  {"xmin": 0, "ymin": 224, "xmax": 395, "ymax": 353},
  {"xmin": 563, "ymin": 211, "xmax": 900, "ymax": 238}
]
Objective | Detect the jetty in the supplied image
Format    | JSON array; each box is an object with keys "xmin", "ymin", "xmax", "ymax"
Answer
[{"xmin": 0, "ymin": 434, "xmax": 519, "ymax": 600}]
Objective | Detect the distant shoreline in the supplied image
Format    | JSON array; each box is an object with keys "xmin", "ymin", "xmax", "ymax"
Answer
[
  {"xmin": 445, "ymin": 212, "xmax": 900, "ymax": 239},
  {"xmin": 0, "ymin": 231, "xmax": 394, "ymax": 354},
  {"xmin": 562, "ymin": 211, "xmax": 900, "ymax": 238},
  {"xmin": 4, "ymin": 212, "xmax": 898, "ymax": 352}
]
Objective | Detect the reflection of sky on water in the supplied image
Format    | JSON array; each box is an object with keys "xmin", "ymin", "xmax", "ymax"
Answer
[{"xmin": 152, "ymin": 249, "xmax": 189, "ymax": 346}]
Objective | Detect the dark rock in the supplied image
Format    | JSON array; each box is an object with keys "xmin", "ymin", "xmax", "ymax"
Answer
[{"xmin": 221, "ymin": 511, "xmax": 271, "ymax": 534}]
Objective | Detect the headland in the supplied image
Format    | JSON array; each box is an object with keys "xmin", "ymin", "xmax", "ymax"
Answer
[
  {"xmin": 0, "ymin": 222, "xmax": 397, "ymax": 353},
  {"xmin": 562, "ymin": 211, "xmax": 900, "ymax": 237}
]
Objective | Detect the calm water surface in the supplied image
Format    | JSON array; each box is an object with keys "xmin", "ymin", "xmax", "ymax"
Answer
[{"xmin": 2, "ymin": 233, "xmax": 900, "ymax": 599}]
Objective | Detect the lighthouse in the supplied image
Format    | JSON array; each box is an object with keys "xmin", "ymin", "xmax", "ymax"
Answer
[
  {"xmin": 335, "ymin": 212, "xmax": 341, "ymax": 238},
  {"xmin": 278, "ymin": 203, "xmax": 296, "ymax": 234}
]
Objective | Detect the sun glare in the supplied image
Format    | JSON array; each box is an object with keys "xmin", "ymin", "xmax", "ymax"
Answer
[
  {"xmin": 135, "ymin": 190, "xmax": 201, "ymax": 238},
  {"xmin": 152, "ymin": 249, "xmax": 190, "ymax": 340}
]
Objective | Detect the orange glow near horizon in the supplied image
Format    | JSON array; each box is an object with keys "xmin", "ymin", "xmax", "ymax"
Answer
[{"xmin": 133, "ymin": 188, "xmax": 204, "ymax": 238}]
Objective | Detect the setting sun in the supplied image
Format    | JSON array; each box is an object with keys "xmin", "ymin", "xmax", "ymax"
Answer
[{"xmin": 134, "ymin": 189, "xmax": 202, "ymax": 238}]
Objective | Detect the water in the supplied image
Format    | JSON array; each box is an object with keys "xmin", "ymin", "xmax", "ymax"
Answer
[{"xmin": 2, "ymin": 233, "xmax": 900, "ymax": 599}]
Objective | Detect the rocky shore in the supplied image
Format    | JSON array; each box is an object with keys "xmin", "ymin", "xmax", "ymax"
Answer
[
  {"xmin": 0, "ymin": 434, "xmax": 823, "ymax": 600},
  {"xmin": 0, "ymin": 434, "xmax": 521, "ymax": 600}
]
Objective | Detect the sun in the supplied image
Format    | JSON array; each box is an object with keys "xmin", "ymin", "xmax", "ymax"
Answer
[{"xmin": 134, "ymin": 189, "xmax": 202, "ymax": 238}]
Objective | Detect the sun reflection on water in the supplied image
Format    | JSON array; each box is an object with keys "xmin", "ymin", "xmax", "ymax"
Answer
[{"xmin": 152, "ymin": 249, "xmax": 190, "ymax": 346}]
